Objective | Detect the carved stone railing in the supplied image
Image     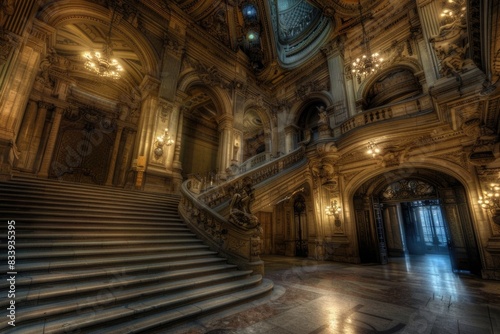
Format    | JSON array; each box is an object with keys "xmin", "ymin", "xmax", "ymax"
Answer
[
  {"xmin": 238, "ymin": 152, "xmax": 272, "ymax": 173},
  {"xmin": 178, "ymin": 146, "xmax": 306, "ymax": 274},
  {"xmin": 199, "ymin": 146, "xmax": 305, "ymax": 209},
  {"xmin": 340, "ymin": 95, "xmax": 432, "ymax": 135},
  {"xmin": 179, "ymin": 181, "xmax": 264, "ymax": 274}
]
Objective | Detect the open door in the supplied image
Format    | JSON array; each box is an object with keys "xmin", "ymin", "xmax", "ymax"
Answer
[{"xmin": 441, "ymin": 187, "xmax": 482, "ymax": 275}]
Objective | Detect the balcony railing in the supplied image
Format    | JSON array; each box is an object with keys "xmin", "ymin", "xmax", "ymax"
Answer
[{"xmin": 340, "ymin": 95, "xmax": 432, "ymax": 135}]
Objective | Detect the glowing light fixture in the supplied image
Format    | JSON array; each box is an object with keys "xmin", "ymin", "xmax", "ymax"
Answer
[
  {"xmin": 154, "ymin": 128, "xmax": 174, "ymax": 158},
  {"xmin": 83, "ymin": 2, "xmax": 123, "ymax": 79},
  {"xmin": 325, "ymin": 200, "xmax": 341, "ymax": 216},
  {"xmin": 351, "ymin": 0, "xmax": 383, "ymax": 82},
  {"xmin": 367, "ymin": 141, "xmax": 381, "ymax": 158}
]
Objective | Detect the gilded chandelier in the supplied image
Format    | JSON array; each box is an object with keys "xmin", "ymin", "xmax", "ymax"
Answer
[
  {"xmin": 83, "ymin": 46, "xmax": 123, "ymax": 79},
  {"xmin": 478, "ymin": 183, "xmax": 500, "ymax": 213},
  {"xmin": 351, "ymin": 0, "xmax": 383, "ymax": 81},
  {"xmin": 325, "ymin": 200, "xmax": 341, "ymax": 216},
  {"xmin": 83, "ymin": 1, "xmax": 123, "ymax": 79}
]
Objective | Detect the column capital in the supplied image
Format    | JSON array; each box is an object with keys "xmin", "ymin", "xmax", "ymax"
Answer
[
  {"xmin": 139, "ymin": 75, "xmax": 161, "ymax": 100},
  {"xmin": 216, "ymin": 114, "xmax": 234, "ymax": 130},
  {"xmin": 37, "ymin": 101, "xmax": 53, "ymax": 110},
  {"xmin": 321, "ymin": 35, "xmax": 346, "ymax": 59}
]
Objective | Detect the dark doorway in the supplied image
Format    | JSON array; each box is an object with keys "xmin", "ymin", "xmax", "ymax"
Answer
[
  {"xmin": 354, "ymin": 170, "xmax": 482, "ymax": 276},
  {"xmin": 401, "ymin": 200, "xmax": 450, "ymax": 256}
]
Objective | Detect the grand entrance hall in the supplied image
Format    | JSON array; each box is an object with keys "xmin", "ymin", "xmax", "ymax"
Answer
[{"xmin": 1, "ymin": 0, "xmax": 500, "ymax": 332}]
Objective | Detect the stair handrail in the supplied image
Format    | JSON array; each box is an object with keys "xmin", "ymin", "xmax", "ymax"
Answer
[
  {"xmin": 179, "ymin": 146, "xmax": 306, "ymax": 274},
  {"xmin": 197, "ymin": 146, "xmax": 305, "ymax": 209}
]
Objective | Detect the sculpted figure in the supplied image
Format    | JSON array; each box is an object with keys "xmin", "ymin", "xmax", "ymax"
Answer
[{"xmin": 228, "ymin": 177, "xmax": 260, "ymax": 229}]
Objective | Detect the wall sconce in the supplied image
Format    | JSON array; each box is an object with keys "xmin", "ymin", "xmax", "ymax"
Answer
[
  {"xmin": 325, "ymin": 200, "xmax": 341, "ymax": 216},
  {"xmin": 154, "ymin": 128, "xmax": 174, "ymax": 158},
  {"xmin": 478, "ymin": 183, "xmax": 500, "ymax": 224},
  {"xmin": 367, "ymin": 141, "xmax": 381, "ymax": 158}
]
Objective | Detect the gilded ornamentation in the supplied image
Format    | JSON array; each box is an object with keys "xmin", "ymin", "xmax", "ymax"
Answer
[
  {"xmin": 381, "ymin": 179, "xmax": 436, "ymax": 200},
  {"xmin": 429, "ymin": 0, "xmax": 474, "ymax": 78},
  {"xmin": 296, "ymin": 80, "xmax": 327, "ymax": 101},
  {"xmin": 0, "ymin": 0, "xmax": 14, "ymax": 28}
]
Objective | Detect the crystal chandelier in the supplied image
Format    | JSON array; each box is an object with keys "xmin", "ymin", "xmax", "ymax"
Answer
[
  {"xmin": 478, "ymin": 183, "xmax": 500, "ymax": 213},
  {"xmin": 83, "ymin": 2, "xmax": 123, "ymax": 79},
  {"xmin": 478, "ymin": 182, "xmax": 500, "ymax": 224},
  {"xmin": 351, "ymin": 0, "xmax": 383, "ymax": 82}
]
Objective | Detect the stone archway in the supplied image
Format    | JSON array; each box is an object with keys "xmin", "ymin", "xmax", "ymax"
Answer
[
  {"xmin": 353, "ymin": 168, "xmax": 482, "ymax": 275},
  {"xmin": 180, "ymin": 87, "xmax": 219, "ymax": 179}
]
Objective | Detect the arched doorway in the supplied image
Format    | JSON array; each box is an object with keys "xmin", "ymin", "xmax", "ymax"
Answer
[
  {"xmin": 242, "ymin": 108, "xmax": 265, "ymax": 161},
  {"xmin": 50, "ymin": 105, "xmax": 115, "ymax": 185},
  {"xmin": 180, "ymin": 86, "xmax": 220, "ymax": 179},
  {"xmin": 296, "ymin": 100, "xmax": 326, "ymax": 143},
  {"xmin": 354, "ymin": 169, "xmax": 482, "ymax": 275}
]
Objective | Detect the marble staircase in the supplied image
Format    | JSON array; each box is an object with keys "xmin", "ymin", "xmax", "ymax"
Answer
[{"xmin": 0, "ymin": 176, "xmax": 273, "ymax": 333}]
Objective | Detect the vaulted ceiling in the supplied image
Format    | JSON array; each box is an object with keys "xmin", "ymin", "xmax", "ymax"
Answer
[{"xmin": 42, "ymin": 0, "xmax": 499, "ymax": 112}]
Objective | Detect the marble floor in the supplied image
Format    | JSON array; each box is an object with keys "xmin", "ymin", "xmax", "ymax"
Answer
[{"xmin": 164, "ymin": 254, "xmax": 500, "ymax": 334}]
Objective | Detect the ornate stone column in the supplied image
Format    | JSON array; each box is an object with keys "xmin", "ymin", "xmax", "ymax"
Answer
[
  {"xmin": 171, "ymin": 110, "xmax": 184, "ymax": 192},
  {"xmin": 322, "ymin": 36, "xmax": 350, "ymax": 121},
  {"xmin": 105, "ymin": 123, "xmax": 124, "ymax": 186},
  {"xmin": 38, "ymin": 105, "xmax": 62, "ymax": 177},
  {"xmin": 216, "ymin": 114, "xmax": 234, "ymax": 178},
  {"xmin": 14, "ymin": 100, "xmax": 37, "ymax": 170},
  {"xmin": 416, "ymin": 0, "xmax": 441, "ymax": 83},
  {"xmin": 284, "ymin": 125, "xmax": 299, "ymax": 153}
]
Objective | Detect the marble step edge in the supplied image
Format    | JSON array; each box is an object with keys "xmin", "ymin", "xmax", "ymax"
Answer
[
  {"xmin": 94, "ymin": 278, "xmax": 274, "ymax": 334},
  {"xmin": 2, "ymin": 249, "xmax": 220, "ymax": 273},
  {"xmin": 0, "ymin": 198, "xmax": 178, "ymax": 215},
  {"xmin": 3, "ymin": 177, "xmax": 181, "ymax": 200},
  {"xmin": 5, "ymin": 275, "xmax": 267, "ymax": 334},
  {"xmin": 2, "ymin": 259, "xmax": 235, "ymax": 289},
  {"xmin": 5, "ymin": 270, "xmax": 255, "ymax": 317},
  {"xmin": 8, "ymin": 223, "xmax": 189, "ymax": 232},
  {"xmin": 2, "ymin": 231, "xmax": 195, "ymax": 240},
  {"xmin": 0, "ymin": 216, "xmax": 187, "ymax": 230},
  {"xmin": 0, "ymin": 185, "xmax": 179, "ymax": 202},
  {"xmin": 1, "ymin": 192, "xmax": 179, "ymax": 209},
  {"xmin": 12, "ymin": 237, "xmax": 202, "ymax": 248},
  {"xmin": 0, "ymin": 243, "xmax": 210, "ymax": 261},
  {"xmin": 1, "ymin": 207, "xmax": 181, "ymax": 221}
]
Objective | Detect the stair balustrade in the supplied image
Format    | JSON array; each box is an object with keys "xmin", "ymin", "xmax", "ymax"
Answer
[{"xmin": 179, "ymin": 146, "xmax": 306, "ymax": 274}]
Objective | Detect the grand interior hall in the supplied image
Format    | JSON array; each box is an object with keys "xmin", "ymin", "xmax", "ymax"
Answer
[{"xmin": 1, "ymin": 0, "xmax": 500, "ymax": 333}]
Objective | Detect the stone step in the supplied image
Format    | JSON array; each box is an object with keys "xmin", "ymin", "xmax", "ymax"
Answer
[
  {"xmin": 13, "ymin": 238, "xmax": 201, "ymax": 249},
  {"xmin": 10, "ymin": 222, "xmax": 190, "ymax": 232},
  {"xmin": 0, "ymin": 197, "xmax": 176, "ymax": 213},
  {"xmin": 2, "ymin": 260, "xmax": 236, "ymax": 289},
  {"xmin": 8, "ymin": 249, "xmax": 220, "ymax": 273},
  {"xmin": 0, "ymin": 188, "xmax": 179, "ymax": 209},
  {"xmin": 0, "ymin": 209, "xmax": 182, "ymax": 225},
  {"xmin": 0, "ymin": 176, "xmax": 272, "ymax": 332},
  {"xmin": 6, "ymin": 231, "xmax": 196, "ymax": 243},
  {"xmin": 13, "ymin": 270, "xmax": 254, "ymax": 323},
  {"xmin": 8, "ymin": 174, "xmax": 180, "ymax": 200},
  {"xmin": 10, "ymin": 276, "xmax": 271, "ymax": 334},
  {"xmin": 5, "ymin": 243, "xmax": 210, "ymax": 261}
]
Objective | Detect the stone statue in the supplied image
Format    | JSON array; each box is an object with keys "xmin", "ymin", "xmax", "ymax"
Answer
[
  {"xmin": 228, "ymin": 177, "xmax": 260, "ymax": 229},
  {"xmin": 317, "ymin": 105, "xmax": 328, "ymax": 124}
]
